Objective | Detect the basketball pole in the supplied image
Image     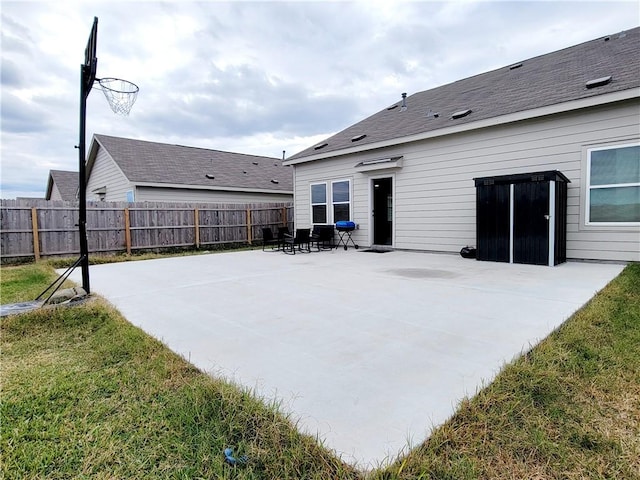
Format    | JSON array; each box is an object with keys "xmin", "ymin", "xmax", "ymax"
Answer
[
  {"xmin": 78, "ymin": 63, "xmax": 90, "ymax": 294},
  {"xmin": 77, "ymin": 17, "xmax": 98, "ymax": 295},
  {"xmin": 76, "ymin": 17, "xmax": 137, "ymax": 295}
]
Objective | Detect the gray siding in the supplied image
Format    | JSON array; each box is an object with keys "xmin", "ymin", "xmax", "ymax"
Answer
[
  {"xmin": 86, "ymin": 147, "xmax": 132, "ymax": 201},
  {"xmin": 292, "ymin": 99, "xmax": 640, "ymax": 262},
  {"xmin": 49, "ymin": 184, "xmax": 63, "ymax": 201},
  {"xmin": 135, "ymin": 187, "xmax": 293, "ymax": 204}
]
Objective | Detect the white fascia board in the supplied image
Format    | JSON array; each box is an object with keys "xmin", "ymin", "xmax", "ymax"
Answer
[
  {"xmin": 131, "ymin": 182, "xmax": 293, "ymax": 195},
  {"xmin": 283, "ymin": 89, "xmax": 640, "ymax": 166}
]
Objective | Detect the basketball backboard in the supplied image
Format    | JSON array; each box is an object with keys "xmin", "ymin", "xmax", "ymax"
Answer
[{"xmin": 83, "ymin": 17, "xmax": 98, "ymax": 90}]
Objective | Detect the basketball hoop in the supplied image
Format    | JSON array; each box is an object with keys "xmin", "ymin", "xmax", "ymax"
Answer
[{"xmin": 96, "ymin": 77, "xmax": 139, "ymax": 116}]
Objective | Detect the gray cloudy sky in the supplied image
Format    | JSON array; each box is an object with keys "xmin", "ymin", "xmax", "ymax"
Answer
[{"xmin": 1, "ymin": 0, "xmax": 638, "ymax": 199}]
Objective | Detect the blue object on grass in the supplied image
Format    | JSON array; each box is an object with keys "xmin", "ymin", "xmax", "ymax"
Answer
[{"xmin": 224, "ymin": 447, "xmax": 248, "ymax": 466}]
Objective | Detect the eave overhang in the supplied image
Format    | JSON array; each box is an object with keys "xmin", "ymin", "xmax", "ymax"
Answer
[{"xmin": 132, "ymin": 181, "xmax": 293, "ymax": 195}]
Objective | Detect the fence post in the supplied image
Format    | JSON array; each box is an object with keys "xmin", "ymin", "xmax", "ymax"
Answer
[
  {"xmin": 31, "ymin": 207, "xmax": 41, "ymax": 261},
  {"xmin": 194, "ymin": 208, "xmax": 200, "ymax": 248},
  {"xmin": 246, "ymin": 208, "xmax": 252, "ymax": 245},
  {"xmin": 124, "ymin": 208, "xmax": 132, "ymax": 255},
  {"xmin": 281, "ymin": 206, "xmax": 287, "ymax": 226}
]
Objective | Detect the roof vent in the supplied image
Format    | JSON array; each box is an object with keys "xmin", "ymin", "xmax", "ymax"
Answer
[
  {"xmin": 426, "ymin": 109, "xmax": 439, "ymax": 118},
  {"xmin": 585, "ymin": 75, "xmax": 612, "ymax": 89},
  {"xmin": 451, "ymin": 109, "xmax": 472, "ymax": 119},
  {"xmin": 400, "ymin": 92, "xmax": 407, "ymax": 112},
  {"xmin": 243, "ymin": 170, "xmax": 247, "ymax": 174},
  {"xmin": 205, "ymin": 174, "xmax": 215, "ymax": 179},
  {"xmin": 603, "ymin": 36, "xmax": 610, "ymax": 42},
  {"xmin": 270, "ymin": 179, "xmax": 279, "ymax": 184},
  {"xmin": 351, "ymin": 134, "xmax": 367, "ymax": 142},
  {"xmin": 314, "ymin": 142, "xmax": 328, "ymax": 150},
  {"xmin": 387, "ymin": 104, "xmax": 399, "ymax": 110},
  {"xmin": 509, "ymin": 62, "xmax": 523, "ymax": 70},
  {"xmin": 252, "ymin": 161, "xmax": 259, "ymax": 165}
]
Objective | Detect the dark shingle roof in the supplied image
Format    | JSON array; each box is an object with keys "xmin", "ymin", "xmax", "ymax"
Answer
[
  {"xmin": 92, "ymin": 135, "xmax": 293, "ymax": 192},
  {"xmin": 289, "ymin": 27, "xmax": 640, "ymax": 161},
  {"xmin": 47, "ymin": 170, "xmax": 78, "ymax": 201}
]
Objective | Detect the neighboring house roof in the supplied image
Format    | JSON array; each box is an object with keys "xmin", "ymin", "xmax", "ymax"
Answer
[
  {"xmin": 87, "ymin": 134, "xmax": 293, "ymax": 193},
  {"xmin": 45, "ymin": 170, "xmax": 78, "ymax": 200},
  {"xmin": 288, "ymin": 26, "xmax": 640, "ymax": 163}
]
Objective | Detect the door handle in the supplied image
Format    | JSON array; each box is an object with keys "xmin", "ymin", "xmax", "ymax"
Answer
[{"xmin": 544, "ymin": 215, "xmax": 550, "ymax": 220}]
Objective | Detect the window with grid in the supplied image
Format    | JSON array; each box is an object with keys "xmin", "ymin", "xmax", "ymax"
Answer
[
  {"xmin": 332, "ymin": 180, "xmax": 351, "ymax": 222},
  {"xmin": 310, "ymin": 183, "xmax": 327, "ymax": 224},
  {"xmin": 587, "ymin": 144, "xmax": 640, "ymax": 224}
]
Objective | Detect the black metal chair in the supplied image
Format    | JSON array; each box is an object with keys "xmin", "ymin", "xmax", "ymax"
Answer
[
  {"xmin": 261, "ymin": 227, "xmax": 279, "ymax": 251},
  {"xmin": 310, "ymin": 225, "xmax": 335, "ymax": 251},
  {"xmin": 283, "ymin": 228, "xmax": 311, "ymax": 254},
  {"xmin": 276, "ymin": 226, "xmax": 290, "ymax": 250}
]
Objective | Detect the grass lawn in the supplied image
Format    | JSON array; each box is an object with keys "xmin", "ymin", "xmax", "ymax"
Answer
[{"xmin": 1, "ymin": 259, "xmax": 639, "ymax": 479}]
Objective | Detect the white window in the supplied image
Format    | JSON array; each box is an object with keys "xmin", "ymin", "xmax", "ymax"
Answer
[
  {"xmin": 587, "ymin": 143, "xmax": 640, "ymax": 225},
  {"xmin": 310, "ymin": 180, "xmax": 352, "ymax": 224},
  {"xmin": 310, "ymin": 183, "xmax": 327, "ymax": 224},
  {"xmin": 332, "ymin": 180, "xmax": 351, "ymax": 222}
]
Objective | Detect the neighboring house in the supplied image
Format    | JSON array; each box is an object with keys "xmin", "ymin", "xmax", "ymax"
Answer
[
  {"xmin": 85, "ymin": 134, "xmax": 293, "ymax": 203},
  {"xmin": 285, "ymin": 27, "xmax": 640, "ymax": 262},
  {"xmin": 45, "ymin": 170, "xmax": 78, "ymax": 201}
]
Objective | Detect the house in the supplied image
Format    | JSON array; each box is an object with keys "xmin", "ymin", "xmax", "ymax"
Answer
[
  {"xmin": 85, "ymin": 134, "xmax": 293, "ymax": 203},
  {"xmin": 45, "ymin": 170, "xmax": 78, "ymax": 201},
  {"xmin": 284, "ymin": 27, "xmax": 640, "ymax": 263}
]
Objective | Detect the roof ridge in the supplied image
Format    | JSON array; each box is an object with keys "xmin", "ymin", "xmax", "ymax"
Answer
[
  {"xmin": 94, "ymin": 133, "xmax": 281, "ymax": 161},
  {"xmin": 421, "ymin": 27, "xmax": 639, "ymax": 95}
]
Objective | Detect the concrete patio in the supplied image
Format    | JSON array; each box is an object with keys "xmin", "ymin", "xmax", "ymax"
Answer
[{"xmin": 66, "ymin": 249, "xmax": 624, "ymax": 468}]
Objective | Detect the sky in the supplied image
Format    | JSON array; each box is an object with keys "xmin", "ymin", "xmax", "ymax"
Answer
[{"xmin": 1, "ymin": 1, "xmax": 638, "ymax": 199}]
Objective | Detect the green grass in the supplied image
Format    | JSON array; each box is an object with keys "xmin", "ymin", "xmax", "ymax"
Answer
[
  {"xmin": 2, "ymin": 260, "xmax": 639, "ymax": 479},
  {"xmin": 0, "ymin": 263, "xmax": 60, "ymax": 303}
]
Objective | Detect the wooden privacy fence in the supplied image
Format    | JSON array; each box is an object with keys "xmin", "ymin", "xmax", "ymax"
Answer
[{"xmin": 1, "ymin": 200, "xmax": 293, "ymax": 262}]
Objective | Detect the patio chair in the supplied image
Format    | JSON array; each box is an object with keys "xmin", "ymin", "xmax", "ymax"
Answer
[
  {"xmin": 283, "ymin": 228, "xmax": 311, "ymax": 254},
  {"xmin": 310, "ymin": 225, "xmax": 335, "ymax": 251},
  {"xmin": 277, "ymin": 226, "xmax": 290, "ymax": 250},
  {"xmin": 261, "ymin": 227, "xmax": 279, "ymax": 251}
]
